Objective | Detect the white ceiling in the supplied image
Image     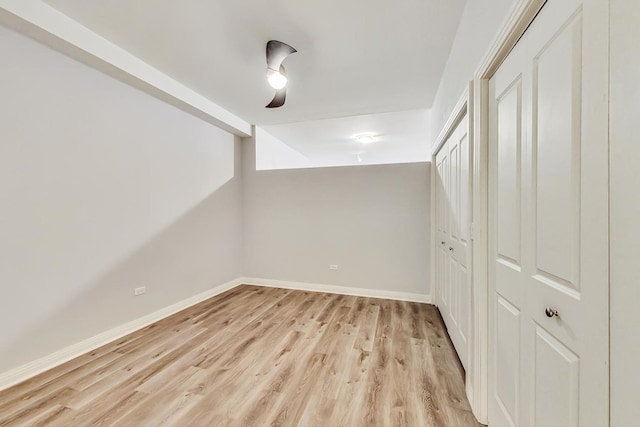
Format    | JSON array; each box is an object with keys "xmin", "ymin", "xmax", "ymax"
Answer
[
  {"xmin": 43, "ymin": 0, "xmax": 466, "ymax": 127},
  {"xmin": 261, "ymin": 109, "xmax": 431, "ymax": 167}
]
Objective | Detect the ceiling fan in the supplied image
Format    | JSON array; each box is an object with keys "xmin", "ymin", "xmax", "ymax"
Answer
[{"xmin": 265, "ymin": 40, "xmax": 297, "ymax": 108}]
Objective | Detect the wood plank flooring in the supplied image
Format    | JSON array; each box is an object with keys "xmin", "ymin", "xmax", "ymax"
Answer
[{"xmin": 0, "ymin": 285, "xmax": 481, "ymax": 426}]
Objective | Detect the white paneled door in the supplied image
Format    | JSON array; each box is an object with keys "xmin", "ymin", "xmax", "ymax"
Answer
[
  {"xmin": 488, "ymin": 0, "xmax": 609, "ymax": 426},
  {"xmin": 435, "ymin": 113, "xmax": 472, "ymax": 371}
]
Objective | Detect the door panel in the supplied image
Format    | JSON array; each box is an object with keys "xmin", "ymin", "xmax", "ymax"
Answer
[
  {"xmin": 449, "ymin": 257, "xmax": 459, "ymax": 326},
  {"xmin": 438, "ymin": 248, "xmax": 447, "ymax": 306},
  {"xmin": 488, "ymin": 0, "xmax": 609, "ymax": 425},
  {"xmin": 533, "ymin": 325, "xmax": 580, "ymax": 427},
  {"xmin": 533, "ymin": 12, "xmax": 582, "ymax": 289},
  {"xmin": 452, "ymin": 118, "xmax": 470, "ymax": 366},
  {"xmin": 490, "ymin": 42, "xmax": 527, "ymax": 425},
  {"xmin": 449, "ymin": 136, "xmax": 460, "ymax": 328},
  {"xmin": 450, "ymin": 142, "xmax": 459, "ymax": 242},
  {"xmin": 442, "ymin": 154, "xmax": 449, "ymax": 237},
  {"xmin": 436, "ymin": 160, "xmax": 442, "ymax": 236},
  {"xmin": 435, "ymin": 112, "xmax": 471, "ymax": 371},
  {"xmin": 497, "ymin": 80, "xmax": 523, "ymax": 267},
  {"xmin": 455, "ymin": 126, "xmax": 470, "ymax": 352},
  {"xmin": 459, "ymin": 263, "xmax": 469, "ymax": 344},
  {"xmin": 495, "ymin": 296, "xmax": 520, "ymax": 427},
  {"xmin": 460, "ymin": 133, "xmax": 470, "ymax": 245},
  {"xmin": 435, "ymin": 151, "xmax": 449, "ymax": 310}
]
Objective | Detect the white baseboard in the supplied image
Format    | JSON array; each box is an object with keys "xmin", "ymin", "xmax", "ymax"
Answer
[
  {"xmin": 0, "ymin": 277, "xmax": 243, "ymax": 392},
  {"xmin": 240, "ymin": 277, "xmax": 432, "ymax": 304}
]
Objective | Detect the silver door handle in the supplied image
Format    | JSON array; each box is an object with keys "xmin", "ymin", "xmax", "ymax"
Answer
[{"xmin": 545, "ymin": 308, "xmax": 559, "ymax": 318}]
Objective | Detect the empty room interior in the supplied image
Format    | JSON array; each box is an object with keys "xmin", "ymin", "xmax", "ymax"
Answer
[{"xmin": 0, "ymin": 0, "xmax": 638, "ymax": 426}]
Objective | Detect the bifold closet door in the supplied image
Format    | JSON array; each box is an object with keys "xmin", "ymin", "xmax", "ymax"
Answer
[
  {"xmin": 488, "ymin": 0, "xmax": 609, "ymax": 425},
  {"xmin": 435, "ymin": 113, "xmax": 471, "ymax": 370}
]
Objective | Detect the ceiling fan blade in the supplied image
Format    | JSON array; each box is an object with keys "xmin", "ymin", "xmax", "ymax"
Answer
[
  {"xmin": 266, "ymin": 88, "xmax": 286, "ymax": 108},
  {"xmin": 266, "ymin": 40, "xmax": 297, "ymax": 71}
]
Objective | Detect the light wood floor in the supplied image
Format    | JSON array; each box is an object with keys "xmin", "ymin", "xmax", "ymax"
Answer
[{"xmin": 0, "ymin": 285, "xmax": 480, "ymax": 426}]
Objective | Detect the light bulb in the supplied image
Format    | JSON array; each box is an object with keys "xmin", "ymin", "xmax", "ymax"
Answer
[{"xmin": 267, "ymin": 69, "xmax": 288, "ymax": 89}]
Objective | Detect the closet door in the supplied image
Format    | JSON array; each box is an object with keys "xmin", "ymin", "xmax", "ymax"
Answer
[
  {"xmin": 488, "ymin": 0, "xmax": 609, "ymax": 425},
  {"xmin": 436, "ymin": 113, "xmax": 471, "ymax": 370},
  {"xmin": 435, "ymin": 142, "xmax": 450, "ymax": 325}
]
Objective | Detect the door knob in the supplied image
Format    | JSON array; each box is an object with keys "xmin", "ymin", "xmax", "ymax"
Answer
[{"xmin": 545, "ymin": 308, "xmax": 559, "ymax": 318}]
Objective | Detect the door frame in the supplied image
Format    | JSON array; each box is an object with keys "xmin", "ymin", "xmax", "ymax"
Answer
[{"xmin": 472, "ymin": 0, "xmax": 547, "ymax": 423}]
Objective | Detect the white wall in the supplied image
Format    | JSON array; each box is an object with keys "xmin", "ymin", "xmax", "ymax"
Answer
[
  {"xmin": 610, "ymin": 0, "xmax": 640, "ymax": 424},
  {"xmin": 255, "ymin": 127, "xmax": 314, "ymax": 170},
  {"xmin": 243, "ymin": 140, "xmax": 431, "ymax": 297},
  {"xmin": 429, "ymin": 0, "xmax": 517, "ymax": 144},
  {"xmin": 0, "ymin": 25, "xmax": 243, "ymax": 373}
]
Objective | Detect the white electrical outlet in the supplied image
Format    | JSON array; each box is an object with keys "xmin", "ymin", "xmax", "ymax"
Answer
[
  {"xmin": 329, "ymin": 265, "xmax": 338, "ymax": 270},
  {"xmin": 134, "ymin": 286, "xmax": 146, "ymax": 296}
]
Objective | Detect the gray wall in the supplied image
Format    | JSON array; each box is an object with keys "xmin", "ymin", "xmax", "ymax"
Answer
[
  {"xmin": 243, "ymin": 140, "xmax": 431, "ymax": 296},
  {"xmin": 0, "ymin": 25, "xmax": 244, "ymax": 373}
]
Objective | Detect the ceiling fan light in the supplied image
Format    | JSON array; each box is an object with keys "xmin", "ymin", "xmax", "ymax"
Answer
[{"xmin": 267, "ymin": 69, "xmax": 288, "ymax": 89}]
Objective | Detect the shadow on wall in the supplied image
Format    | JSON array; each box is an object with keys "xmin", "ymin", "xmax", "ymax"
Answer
[{"xmin": 0, "ymin": 144, "xmax": 244, "ymax": 374}]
